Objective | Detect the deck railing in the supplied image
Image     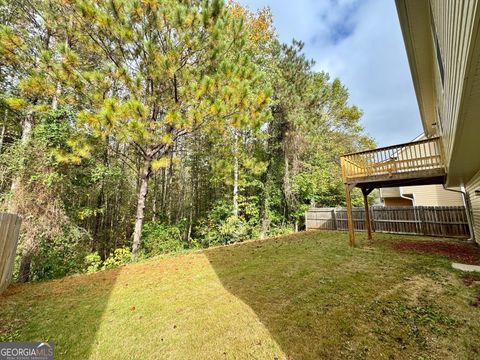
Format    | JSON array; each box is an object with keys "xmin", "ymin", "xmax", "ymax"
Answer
[{"xmin": 341, "ymin": 137, "xmax": 445, "ymax": 182}]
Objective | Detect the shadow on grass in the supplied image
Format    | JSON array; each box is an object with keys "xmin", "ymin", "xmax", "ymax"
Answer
[
  {"xmin": 0, "ymin": 267, "xmax": 121, "ymax": 359},
  {"xmin": 203, "ymin": 231, "xmax": 472, "ymax": 360},
  {"xmin": 203, "ymin": 233, "xmax": 366, "ymax": 359},
  {"xmin": 1, "ymin": 232, "xmax": 474, "ymax": 359}
]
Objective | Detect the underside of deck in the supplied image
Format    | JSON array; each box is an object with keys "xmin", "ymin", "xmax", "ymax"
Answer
[
  {"xmin": 340, "ymin": 137, "xmax": 447, "ymax": 246},
  {"xmin": 349, "ymin": 169, "xmax": 446, "ymax": 190}
]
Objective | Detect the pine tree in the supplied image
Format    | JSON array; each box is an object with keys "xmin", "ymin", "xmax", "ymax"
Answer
[{"xmin": 22, "ymin": 0, "xmax": 272, "ymax": 255}]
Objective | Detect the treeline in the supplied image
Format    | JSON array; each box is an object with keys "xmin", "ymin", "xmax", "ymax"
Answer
[{"xmin": 0, "ymin": 0, "xmax": 373, "ymax": 282}]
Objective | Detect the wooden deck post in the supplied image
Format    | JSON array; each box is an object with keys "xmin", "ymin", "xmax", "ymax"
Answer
[
  {"xmin": 345, "ymin": 184, "xmax": 355, "ymax": 247},
  {"xmin": 362, "ymin": 188, "xmax": 373, "ymax": 240}
]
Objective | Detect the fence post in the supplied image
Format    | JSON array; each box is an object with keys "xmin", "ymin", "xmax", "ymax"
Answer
[
  {"xmin": 0, "ymin": 213, "xmax": 22, "ymax": 294},
  {"xmin": 332, "ymin": 209, "xmax": 337, "ymax": 230},
  {"xmin": 305, "ymin": 206, "xmax": 468, "ymax": 238},
  {"xmin": 305, "ymin": 210, "xmax": 308, "ymax": 230},
  {"xmin": 371, "ymin": 208, "xmax": 376, "ymax": 233},
  {"xmin": 419, "ymin": 206, "xmax": 426, "ymax": 235}
]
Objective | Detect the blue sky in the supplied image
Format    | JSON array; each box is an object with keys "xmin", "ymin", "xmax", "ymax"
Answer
[{"xmin": 238, "ymin": 0, "xmax": 423, "ymax": 147}]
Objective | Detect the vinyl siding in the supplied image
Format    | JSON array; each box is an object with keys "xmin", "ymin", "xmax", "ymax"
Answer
[
  {"xmin": 384, "ymin": 197, "xmax": 413, "ymax": 207},
  {"xmin": 380, "ymin": 187, "xmax": 401, "ymax": 198},
  {"xmin": 429, "ymin": 0, "xmax": 478, "ymax": 169},
  {"xmin": 467, "ymin": 170, "xmax": 480, "ymax": 242},
  {"xmin": 381, "ymin": 185, "xmax": 463, "ymax": 207},
  {"xmin": 402, "ymin": 184, "xmax": 464, "ymax": 206}
]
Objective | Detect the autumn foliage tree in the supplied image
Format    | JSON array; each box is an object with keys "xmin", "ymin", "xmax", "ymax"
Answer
[
  {"xmin": 0, "ymin": 0, "xmax": 373, "ymax": 282},
  {"xmin": 10, "ymin": 0, "xmax": 271, "ymax": 256}
]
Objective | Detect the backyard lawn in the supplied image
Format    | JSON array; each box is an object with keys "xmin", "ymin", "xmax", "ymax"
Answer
[{"xmin": 2, "ymin": 231, "xmax": 480, "ymax": 359}]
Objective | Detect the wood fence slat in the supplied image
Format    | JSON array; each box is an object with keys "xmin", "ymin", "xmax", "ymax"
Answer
[
  {"xmin": 305, "ymin": 206, "xmax": 470, "ymax": 238},
  {"xmin": 0, "ymin": 212, "xmax": 22, "ymax": 294}
]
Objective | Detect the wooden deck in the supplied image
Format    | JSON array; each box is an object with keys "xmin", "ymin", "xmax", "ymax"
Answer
[
  {"xmin": 339, "ymin": 137, "xmax": 448, "ymax": 246},
  {"xmin": 341, "ymin": 137, "xmax": 446, "ymax": 188}
]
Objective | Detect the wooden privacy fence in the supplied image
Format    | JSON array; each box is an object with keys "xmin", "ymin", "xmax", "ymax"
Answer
[
  {"xmin": 0, "ymin": 213, "xmax": 22, "ymax": 293},
  {"xmin": 305, "ymin": 206, "xmax": 470, "ymax": 238}
]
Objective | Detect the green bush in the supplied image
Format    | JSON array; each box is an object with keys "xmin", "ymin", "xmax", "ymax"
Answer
[
  {"xmin": 83, "ymin": 248, "xmax": 131, "ymax": 273},
  {"xmin": 197, "ymin": 214, "xmax": 251, "ymax": 247},
  {"xmin": 102, "ymin": 248, "xmax": 131, "ymax": 270},
  {"xmin": 141, "ymin": 222, "xmax": 186, "ymax": 257},
  {"xmin": 85, "ymin": 252, "xmax": 102, "ymax": 273},
  {"xmin": 27, "ymin": 226, "xmax": 90, "ymax": 281},
  {"xmin": 219, "ymin": 216, "xmax": 250, "ymax": 244},
  {"xmin": 267, "ymin": 225, "xmax": 294, "ymax": 237}
]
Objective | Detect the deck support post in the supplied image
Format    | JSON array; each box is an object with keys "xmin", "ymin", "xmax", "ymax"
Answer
[
  {"xmin": 345, "ymin": 183, "xmax": 356, "ymax": 247},
  {"xmin": 362, "ymin": 188, "xmax": 374, "ymax": 240}
]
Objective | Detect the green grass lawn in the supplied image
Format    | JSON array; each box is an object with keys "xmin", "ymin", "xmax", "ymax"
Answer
[{"xmin": 2, "ymin": 231, "xmax": 480, "ymax": 359}]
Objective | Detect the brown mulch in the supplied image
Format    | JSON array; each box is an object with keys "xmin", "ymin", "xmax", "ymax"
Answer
[
  {"xmin": 461, "ymin": 274, "xmax": 480, "ymax": 286},
  {"xmin": 391, "ymin": 239, "xmax": 480, "ymax": 265}
]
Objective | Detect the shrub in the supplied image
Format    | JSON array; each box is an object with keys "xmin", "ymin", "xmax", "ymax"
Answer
[
  {"xmin": 218, "ymin": 216, "xmax": 250, "ymax": 244},
  {"xmin": 141, "ymin": 222, "xmax": 186, "ymax": 257},
  {"xmin": 197, "ymin": 215, "xmax": 251, "ymax": 247},
  {"xmin": 27, "ymin": 225, "xmax": 90, "ymax": 281},
  {"xmin": 102, "ymin": 247, "xmax": 131, "ymax": 270},
  {"xmin": 267, "ymin": 225, "xmax": 294, "ymax": 237},
  {"xmin": 85, "ymin": 252, "xmax": 102, "ymax": 273}
]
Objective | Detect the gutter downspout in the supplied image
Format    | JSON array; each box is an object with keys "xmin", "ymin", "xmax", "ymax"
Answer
[
  {"xmin": 400, "ymin": 187, "xmax": 415, "ymax": 205},
  {"xmin": 443, "ymin": 184, "xmax": 475, "ymax": 242}
]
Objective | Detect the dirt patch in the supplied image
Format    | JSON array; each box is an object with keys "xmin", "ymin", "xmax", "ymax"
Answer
[
  {"xmin": 461, "ymin": 273, "xmax": 480, "ymax": 286},
  {"xmin": 391, "ymin": 240, "xmax": 480, "ymax": 265},
  {"xmin": 375, "ymin": 275, "xmax": 443, "ymax": 306}
]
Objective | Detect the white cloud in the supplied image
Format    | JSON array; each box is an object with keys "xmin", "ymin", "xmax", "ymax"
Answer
[{"xmin": 238, "ymin": 0, "xmax": 423, "ymax": 146}]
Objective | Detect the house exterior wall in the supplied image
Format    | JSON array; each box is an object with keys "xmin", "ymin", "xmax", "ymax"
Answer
[
  {"xmin": 381, "ymin": 184, "xmax": 463, "ymax": 207},
  {"xmin": 380, "ymin": 187, "xmax": 401, "ymax": 198},
  {"xmin": 396, "ymin": 0, "xmax": 480, "ymax": 187},
  {"xmin": 429, "ymin": 0, "xmax": 478, "ymax": 166},
  {"xmin": 396, "ymin": 0, "xmax": 480, "ymax": 241},
  {"xmin": 384, "ymin": 197, "xmax": 413, "ymax": 207},
  {"xmin": 429, "ymin": 0, "xmax": 480, "ymax": 240},
  {"xmin": 467, "ymin": 170, "xmax": 480, "ymax": 242},
  {"xmin": 402, "ymin": 185, "xmax": 464, "ymax": 206}
]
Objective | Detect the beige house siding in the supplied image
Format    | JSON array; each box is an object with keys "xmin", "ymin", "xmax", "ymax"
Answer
[
  {"xmin": 397, "ymin": 0, "xmax": 480, "ymax": 187},
  {"xmin": 402, "ymin": 185, "xmax": 464, "ymax": 206},
  {"xmin": 467, "ymin": 170, "xmax": 480, "ymax": 242},
  {"xmin": 430, "ymin": 0, "xmax": 478, "ymax": 167},
  {"xmin": 384, "ymin": 197, "xmax": 413, "ymax": 207},
  {"xmin": 380, "ymin": 187, "xmax": 401, "ymax": 198},
  {"xmin": 396, "ymin": 0, "xmax": 480, "ymax": 240},
  {"xmin": 381, "ymin": 184, "xmax": 464, "ymax": 207}
]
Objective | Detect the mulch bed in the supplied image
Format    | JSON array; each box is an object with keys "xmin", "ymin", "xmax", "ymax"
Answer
[{"xmin": 391, "ymin": 240, "xmax": 480, "ymax": 265}]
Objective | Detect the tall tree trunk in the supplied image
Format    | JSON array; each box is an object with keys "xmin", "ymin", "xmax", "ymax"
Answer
[
  {"xmin": 132, "ymin": 157, "xmax": 152, "ymax": 256},
  {"xmin": 186, "ymin": 164, "xmax": 196, "ymax": 244},
  {"xmin": 91, "ymin": 186, "xmax": 104, "ymax": 252},
  {"xmin": 232, "ymin": 131, "xmax": 239, "ymax": 218},
  {"xmin": 282, "ymin": 152, "xmax": 291, "ymax": 220},
  {"xmin": 166, "ymin": 145, "xmax": 175, "ymax": 224},
  {"xmin": 9, "ymin": 111, "xmax": 34, "ymax": 210},
  {"xmin": 259, "ymin": 163, "xmax": 271, "ymax": 240},
  {"xmin": 17, "ymin": 246, "xmax": 33, "ymax": 283},
  {"xmin": 161, "ymin": 167, "xmax": 167, "ymax": 213},
  {"xmin": 187, "ymin": 201, "xmax": 193, "ymax": 245},
  {"xmin": 259, "ymin": 185, "xmax": 269, "ymax": 240},
  {"xmin": 152, "ymin": 172, "xmax": 157, "ymax": 222},
  {"xmin": 0, "ymin": 108, "xmax": 7, "ymax": 155},
  {"xmin": 51, "ymin": 83, "xmax": 61, "ymax": 110},
  {"xmin": 92, "ymin": 143, "xmax": 108, "ymax": 251}
]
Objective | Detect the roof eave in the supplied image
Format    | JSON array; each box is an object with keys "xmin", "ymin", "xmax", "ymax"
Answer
[{"xmin": 395, "ymin": 0, "xmax": 436, "ymax": 137}]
